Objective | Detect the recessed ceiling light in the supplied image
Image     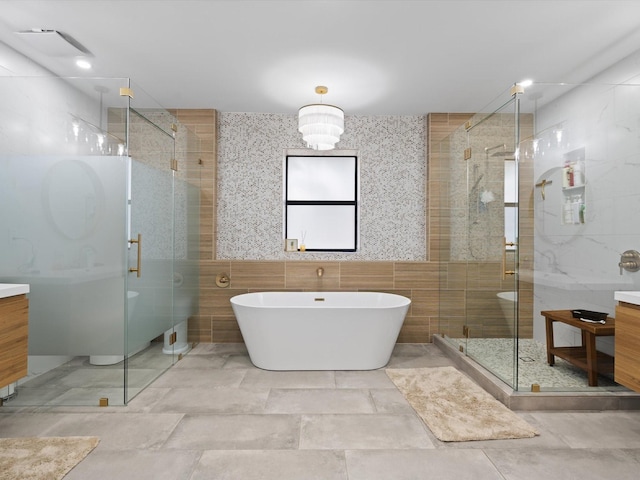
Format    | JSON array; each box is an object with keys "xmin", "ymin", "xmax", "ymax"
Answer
[{"xmin": 76, "ymin": 59, "xmax": 92, "ymax": 69}]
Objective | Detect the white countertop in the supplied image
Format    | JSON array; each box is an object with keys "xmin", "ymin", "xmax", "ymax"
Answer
[
  {"xmin": 0, "ymin": 283, "xmax": 30, "ymax": 299},
  {"xmin": 615, "ymin": 291, "xmax": 640, "ymax": 306}
]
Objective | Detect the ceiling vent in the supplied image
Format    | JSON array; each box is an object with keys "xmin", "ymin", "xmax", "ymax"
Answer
[{"xmin": 15, "ymin": 29, "xmax": 92, "ymax": 57}]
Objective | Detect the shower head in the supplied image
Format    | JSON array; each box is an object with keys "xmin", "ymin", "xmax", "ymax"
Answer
[
  {"xmin": 484, "ymin": 144, "xmax": 506, "ymax": 154},
  {"xmin": 485, "ymin": 144, "xmax": 514, "ymax": 157},
  {"xmin": 491, "ymin": 151, "xmax": 515, "ymax": 157}
]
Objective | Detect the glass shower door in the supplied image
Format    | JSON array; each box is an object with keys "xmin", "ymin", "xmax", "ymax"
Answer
[
  {"xmin": 124, "ymin": 108, "xmax": 177, "ymax": 403},
  {"xmin": 463, "ymin": 97, "xmax": 520, "ymax": 388}
]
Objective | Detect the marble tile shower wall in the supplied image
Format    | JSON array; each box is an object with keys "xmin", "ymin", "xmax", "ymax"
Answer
[
  {"xmin": 531, "ymin": 74, "xmax": 640, "ymax": 347},
  {"xmin": 217, "ymin": 113, "xmax": 426, "ymax": 261}
]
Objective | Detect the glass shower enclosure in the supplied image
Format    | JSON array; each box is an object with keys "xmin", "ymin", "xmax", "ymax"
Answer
[
  {"xmin": 439, "ymin": 80, "xmax": 640, "ymax": 392},
  {"xmin": 437, "ymin": 92, "xmax": 525, "ymax": 389},
  {"xmin": 0, "ymin": 77, "xmax": 200, "ymax": 406}
]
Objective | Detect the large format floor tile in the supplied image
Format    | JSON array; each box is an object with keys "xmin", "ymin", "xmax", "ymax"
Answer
[
  {"xmin": 240, "ymin": 369, "xmax": 336, "ymax": 389},
  {"xmin": 346, "ymin": 449, "xmax": 505, "ymax": 480},
  {"xmin": 149, "ymin": 386, "xmax": 270, "ymax": 414},
  {"xmin": 191, "ymin": 450, "xmax": 348, "ymax": 480},
  {"xmin": 484, "ymin": 448, "xmax": 640, "ymax": 480},
  {"xmin": 64, "ymin": 449, "xmax": 201, "ymax": 480},
  {"xmin": 2, "ymin": 342, "xmax": 640, "ymax": 480},
  {"xmin": 163, "ymin": 414, "xmax": 301, "ymax": 450},
  {"xmin": 299, "ymin": 413, "xmax": 435, "ymax": 450},
  {"xmin": 41, "ymin": 412, "xmax": 184, "ymax": 450},
  {"xmin": 264, "ymin": 388, "xmax": 376, "ymax": 414}
]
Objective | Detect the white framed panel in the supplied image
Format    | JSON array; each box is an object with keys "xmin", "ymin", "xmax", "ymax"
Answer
[
  {"xmin": 286, "ymin": 205, "xmax": 356, "ymax": 251},
  {"xmin": 287, "ymin": 156, "xmax": 356, "ymax": 201}
]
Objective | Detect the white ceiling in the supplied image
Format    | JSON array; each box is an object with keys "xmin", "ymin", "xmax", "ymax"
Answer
[{"xmin": 1, "ymin": 0, "xmax": 640, "ymax": 115}]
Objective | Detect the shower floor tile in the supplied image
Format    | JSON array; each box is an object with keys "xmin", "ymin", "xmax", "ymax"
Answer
[{"xmin": 460, "ymin": 338, "xmax": 623, "ymax": 391}]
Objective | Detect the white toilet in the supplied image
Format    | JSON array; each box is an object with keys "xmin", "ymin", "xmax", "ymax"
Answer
[
  {"xmin": 89, "ymin": 291, "xmax": 148, "ymax": 365},
  {"xmin": 162, "ymin": 319, "xmax": 190, "ymax": 355}
]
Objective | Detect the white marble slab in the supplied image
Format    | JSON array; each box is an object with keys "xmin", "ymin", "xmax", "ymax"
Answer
[
  {"xmin": 0, "ymin": 283, "xmax": 29, "ymax": 299},
  {"xmin": 615, "ymin": 291, "xmax": 640, "ymax": 306}
]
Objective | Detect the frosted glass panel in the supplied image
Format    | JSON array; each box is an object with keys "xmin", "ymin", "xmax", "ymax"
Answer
[
  {"xmin": 287, "ymin": 156, "xmax": 356, "ymax": 200},
  {"xmin": 505, "ymin": 206, "xmax": 517, "ymax": 247},
  {"xmin": 287, "ymin": 205, "xmax": 356, "ymax": 250},
  {"xmin": 0, "ymin": 155, "xmax": 127, "ymax": 356},
  {"xmin": 128, "ymin": 160, "xmax": 174, "ymax": 354},
  {"xmin": 504, "ymin": 161, "xmax": 518, "ymax": 203}
]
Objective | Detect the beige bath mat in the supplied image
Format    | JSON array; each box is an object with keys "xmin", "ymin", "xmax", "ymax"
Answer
[
  {"xmin": 386, "ymin": 366, "xmax": 539, "ymax": 442},
  {"xmin": 0, "ymin": 436, "xmax": 99, "ymax": 480}
]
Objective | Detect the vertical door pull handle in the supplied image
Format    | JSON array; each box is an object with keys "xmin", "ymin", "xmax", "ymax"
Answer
[
  {"xmin": 502, "ymin": 237, "xmax": 516, "ymax": 279},
  {"xmin": 129, "ymin": 234, "xmax": 142, "ymax": 277}
]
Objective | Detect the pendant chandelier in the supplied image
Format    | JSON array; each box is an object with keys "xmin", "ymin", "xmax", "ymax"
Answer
[{"xmin": 298, "ymin": 86, "xmax": 344, "ymax": 151}]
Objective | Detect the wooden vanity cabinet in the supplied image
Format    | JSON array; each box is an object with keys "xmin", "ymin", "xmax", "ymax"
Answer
[
  {"xmin": 0, "ymin": 294, "xmax": 29, "ymax": 388},
  {"xmin": 614, "ymin": 302, "xmax": 640, "ymax": 392}
]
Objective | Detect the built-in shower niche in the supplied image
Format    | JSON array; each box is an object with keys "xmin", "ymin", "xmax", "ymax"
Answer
[{"xmin": 561, "ymin": 148, "xmax": 586, "ymax": 225}]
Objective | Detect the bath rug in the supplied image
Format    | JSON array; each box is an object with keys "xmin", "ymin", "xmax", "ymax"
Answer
[
  {"xmin": 0, "ymin": 436, "xmax": 99, "ymax": 480},
  {"xmin": 386, "ymin": 366, "xmax": 538, "ymax": 442}
]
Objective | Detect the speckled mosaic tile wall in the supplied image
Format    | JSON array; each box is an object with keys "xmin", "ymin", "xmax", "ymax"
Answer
[{"xmin": 217, "ymin": 113, "xmax": 426, "ymax": 260}]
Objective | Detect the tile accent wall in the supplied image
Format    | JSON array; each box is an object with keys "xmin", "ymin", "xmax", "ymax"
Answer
[
  {"xmin": 216, "ymin": 113, "xmax": 426, "ymax": 261},
  {"xmin": 168, "ymin": 109, "xmax": 218, "ymax": 262},
  {"xmin": 177, "ymin": 110, "xmax": 532, "ymax": 344},
  {"xmin": 429, "ymin": 113, "xmax": 534, "ymax": 341}
]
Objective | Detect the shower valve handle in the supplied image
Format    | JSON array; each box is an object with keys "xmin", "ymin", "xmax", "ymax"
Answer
[
  {"xmin": 619, "ymin": 261, "xmax": 639, "ymax": 275},
  {"xmin": 619, "ymin": 250, "xmax": 640, "ymax": 275}
]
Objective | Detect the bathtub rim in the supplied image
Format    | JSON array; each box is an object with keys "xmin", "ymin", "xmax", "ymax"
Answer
[
  {"xmin": 230, "ymin": 291, "xmax": 411, "ymax": 309},
  {"xmin": 496, "ymin": 291, "xmax": 517, "ymax": 302}
]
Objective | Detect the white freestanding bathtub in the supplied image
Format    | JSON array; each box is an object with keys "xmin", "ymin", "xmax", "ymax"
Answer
[
  {"xmin": 230, "ymin": 291, "xmax": 411, "ymax": 371},
  {"xmin": 497, "ymin": 291, "xmax": 517, "ymax": 337}
]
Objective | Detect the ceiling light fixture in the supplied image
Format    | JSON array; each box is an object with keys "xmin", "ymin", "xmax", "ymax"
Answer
[
  {"xmin": 298, "ymin": 86, "xmax": 344, "ymax": 151},
  {"xmin": 75, "ymin": 58, "xmax": 92, "ymax": 69}
]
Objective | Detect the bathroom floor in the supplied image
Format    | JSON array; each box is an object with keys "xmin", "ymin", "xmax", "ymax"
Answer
[
  {"xmin": 2, "ymin": 343, "xmax": 640, "ymax": 479},
  {"xmin": 4, "ymin": 342, "xmax": 176, "ymax": 407}
]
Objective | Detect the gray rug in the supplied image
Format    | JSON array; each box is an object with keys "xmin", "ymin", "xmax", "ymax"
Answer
[
  {"xmin": 386, "ymin": 366, "xmax": 539, "ymax": 442},
  {"xmin": 0, "ymin": 436, "xmax": 99, "ymax": 480}
]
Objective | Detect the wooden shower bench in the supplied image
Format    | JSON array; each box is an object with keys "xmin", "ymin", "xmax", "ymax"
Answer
[{"xmin": 541, "ymin": 309, "xmax": 615, "ymax": 387}]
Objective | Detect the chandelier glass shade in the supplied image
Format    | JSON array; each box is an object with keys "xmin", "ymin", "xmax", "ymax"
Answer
[{"xmin": 298, "ymin": 87, "xmax": 344, "ymax": 150}]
